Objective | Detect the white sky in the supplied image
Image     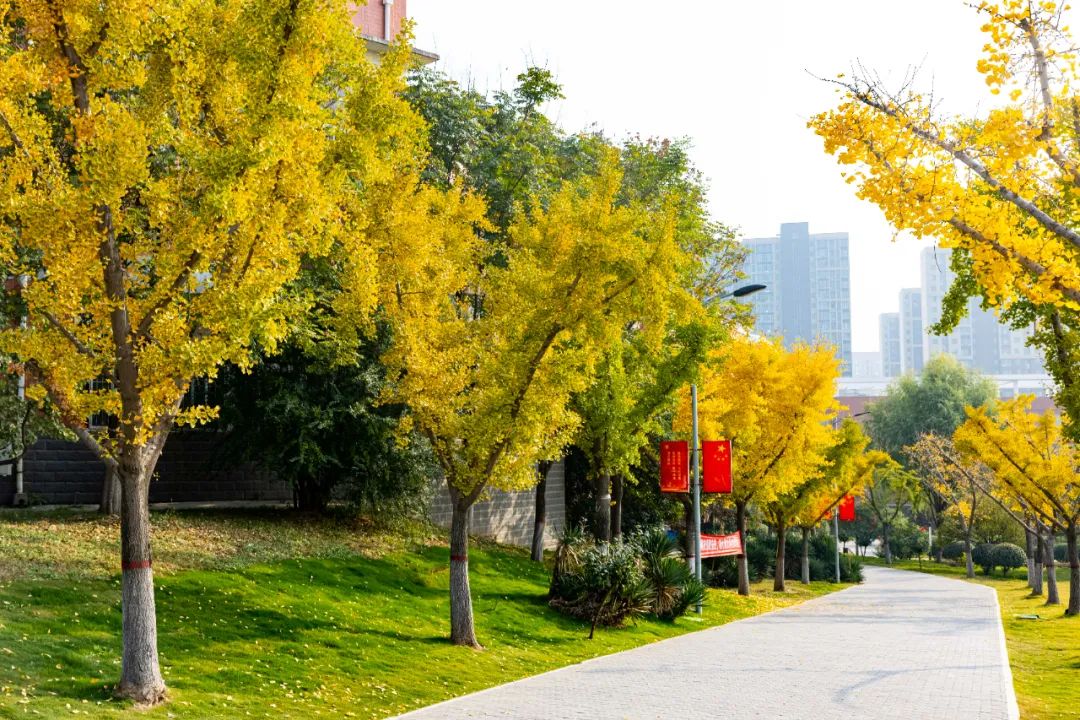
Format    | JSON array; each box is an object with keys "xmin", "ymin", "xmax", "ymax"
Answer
[{"xmin": 408, "ymin": 0, "xmax": 1075, "ymax": 352}]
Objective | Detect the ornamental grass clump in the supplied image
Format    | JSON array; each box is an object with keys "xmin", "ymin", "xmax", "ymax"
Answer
[{"xmin": 548, "ymin": 526, "xmax": 706, "ymax": 636}]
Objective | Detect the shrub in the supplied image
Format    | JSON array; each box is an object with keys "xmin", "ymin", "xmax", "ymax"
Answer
[
  {"xmin": 971, "ymin": 543, "xmax": 996, "ymax": 574},
  {"xmin": 990, "ymin": 543, "xmax": 1027, "ymax": 576},
  {"xmin": 840, "ymin": 554, "xmax": 863, "ymax": 583},
  {"xmin": 550, "ymin": 527, "xmax": 707, "ymax": 632},
  {"xmin": 941, "ymin": 541, "xmax": 966, "ymax": 561},
  {"xmin": 888, "ymin": 519, "xmax": 929, "ymax": 560},
  {"xmin": 549, "ymin": 541, "xmax": 652, "ymax": 635}
]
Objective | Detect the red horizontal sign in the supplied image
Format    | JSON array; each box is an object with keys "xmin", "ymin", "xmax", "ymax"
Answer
[
  {"xmin": 660, "ymin": 441, "xmax": 689, "ymax": 493},
  {"xmin": 700, "ymin": 532, "xmax": 743, "ymax": 558},
  {"xmin": 702, "ymin": 439, "xmax": 732, "ymax": 493}
]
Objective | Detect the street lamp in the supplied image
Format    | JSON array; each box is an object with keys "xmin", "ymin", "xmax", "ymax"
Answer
[
  {"xmin": 690, "ymin": 283, "xmax": 766, "ymax": 612},
  {"xmin": 833, "ymin": 409, "xmax": 870, "ymax": 582}
]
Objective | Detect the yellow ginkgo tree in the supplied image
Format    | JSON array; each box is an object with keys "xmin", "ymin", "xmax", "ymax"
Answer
[
  {"xmin": 811, "ymin": 0, "xmax": 1080, "ymax": 311},
  {"xmin": 783, "ymin": 420, "xmax": 890, "ymax": 587},
  {"xmin": 955, "ymin": 397, "xmax": 1080, "ymax": 615},
  {"xmin": 377, "ymin": 152, "xmax": 691, "ymax": 647},
  {"xmin": 677, "ymin": 337, "xmax": 840, "ymax": 595},
  {"xmin": 906, "ymin": 433, "xmax": 994, "ymax": 578},
  {"xmin": 0, "ymin": 0, "xmax": 420, "ymax": 702}
]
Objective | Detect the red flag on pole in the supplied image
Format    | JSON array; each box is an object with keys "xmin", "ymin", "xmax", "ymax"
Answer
[
  {"xmin": 702, "ymin": 439, "xmax": 732, "ymax": 493},
  {"xmin": 839, "ymin": 495, "xmax": 856, "ymax": 522},
  {"xmin": 660, "ymin": 441, "xmax": 689, "ymax": 493}
]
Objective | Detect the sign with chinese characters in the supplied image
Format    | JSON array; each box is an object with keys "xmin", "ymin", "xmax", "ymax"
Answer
[
  {"xmin": 702, "ymin": 439, "xmax": 732, "ymax": 493},
  {"xmin": 660, "ymin": 440, "xmax": 689, "ymax": 493},
  {"xmin": 700, "ymin": 532, "xmax": 743, "ymax": 558}
]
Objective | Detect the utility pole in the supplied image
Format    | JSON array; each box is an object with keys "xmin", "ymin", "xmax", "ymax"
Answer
[{"xmin": 691, "ymin": 384, "xmax": 702, "ymax": 614}]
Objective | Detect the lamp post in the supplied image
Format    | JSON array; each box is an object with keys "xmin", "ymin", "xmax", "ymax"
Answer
[
  {"xmin": 833, "ymin": 409, "xmax": 870, "ymax": 582},
  {"xmin": 690, "ymin": 282, "xmax": 766, "ymax": 612}
]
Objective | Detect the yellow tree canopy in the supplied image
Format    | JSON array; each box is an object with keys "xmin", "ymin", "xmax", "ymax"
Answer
[
  {"xmin": 675, "ymin": 336, "xmax": 840, "ymax": 507},
  {"xmin": 380, "ymin": 151, "xmax": 697, "ymax": 504},
  {"xmin": 811, "ymin": 0, "xmax": 1080, "ymax": 310},
  {"xmin": 789, "ymin": 420, "xmax": 890, "ymax": 529},
  {"xmin": 0, "ymin": 0, "xmax": 420, "ymax": 455},
  {"xmin": 954, "ymin": 396, "xmax": 1080, "ymax": 530}
]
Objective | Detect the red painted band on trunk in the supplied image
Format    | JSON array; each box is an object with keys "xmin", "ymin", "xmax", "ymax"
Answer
[
  {"xmin": 121, "ymin": 560, "xmax": 152, "ymax": 570},
  {"xmin": 450, "ymin": 555, "xmax": 468, "ymax": 562}
]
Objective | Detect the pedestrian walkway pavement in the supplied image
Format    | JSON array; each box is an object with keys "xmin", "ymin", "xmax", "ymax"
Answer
[{"xmin": 392, "ymin": 567, "xmax": 1019, "ymax": 720}]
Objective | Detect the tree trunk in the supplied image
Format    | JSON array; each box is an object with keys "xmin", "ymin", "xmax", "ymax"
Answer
[
  {"xmin": 1045, "ymin": 529, "xmax": 1060, "ymax": 606},
  {"xmin": 964, "ymin": 532, "xmax": 975, "ymax": 579},
  {"xmin": 117, "ymin": 458, "xmax": 166, "ymax": 704},
  {"xmin": 610, "ymin": 474, "xmax": 624, "ymax": 540},
  {"xmin": 932, "ymin": 517, "xmax": 944, "ymax": 562},
  {"xmin": 449, "ymin": 500, "xmax": 480, "ymax": 647},
  {"xmin": 800, "ymin": 527, "xmax": 810, "ymax": 585},
  {"xmin": 736, "ymin": 501, "xmax": 750, "ymax": 596},
  {"xmin": 1025, "ymin": 528, "xmax": 1036, "ymax": 589},
  {"xmin": 882, "ymin": 524, "xmax": 893, "ymax": 564},
  {"xmin": 773, "ymin": 518, "xmax": 787, "ymax": 591},
  {"xmin": 1066, "ymin": 525, "xmax": 1079, "ymax": 617},
  {"xmin": 99, "ymin": 463, "xmax": 121, "ymax": 516},
  {"xmin": 530, "ymin": 462, "xmax": 551, "ymax": 563},
  {"xmin": 1032, "ymin": 531, "xmax": 1044, "ymax": 596},
  {"xmin": 593, "ymin": 471, "xmax": 611, "ymax": 542}
]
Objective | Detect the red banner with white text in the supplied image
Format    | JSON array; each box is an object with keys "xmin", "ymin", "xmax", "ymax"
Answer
[
  {"xmin": 660, "ymin": 441, "xmax": 689, "ymax": 493},
  {"xmin": 700, "ymin": 532, "xmax": 744, "ymax": 558}
]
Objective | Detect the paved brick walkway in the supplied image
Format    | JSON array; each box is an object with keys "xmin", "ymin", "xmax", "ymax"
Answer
[{"xmin": 392, "ymin": 567, "xmax": 1018, "ymax": 720}]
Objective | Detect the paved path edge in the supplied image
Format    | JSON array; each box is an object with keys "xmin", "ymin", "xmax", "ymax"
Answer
[{"xmin": 387, "ymin": 581, "xmax": 864, "ymax": 720}]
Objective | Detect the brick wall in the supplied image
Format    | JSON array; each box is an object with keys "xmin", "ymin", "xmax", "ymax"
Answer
[
  {"xmin": 351, "ymin": 0, "xmax": 407, "ymax": 40},
  {"xmin": 427, "ymin": 461, "xmax": 566, "ymax": 549},
  {"xmin": 0, "ymin": 433, "xmax": 291, "ymax": 507}
]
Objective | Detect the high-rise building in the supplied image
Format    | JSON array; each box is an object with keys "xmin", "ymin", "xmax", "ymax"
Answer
[
  {"xmin": 918, "ymin": 246, "xmax": 1043, "ymax": 375},
  {"xmin": 880, "ymin": 313, "xmax": 901, "ymax": 377},
  {"xmin": 899, "ymin": 288, "xmax": 924, "ymax": 374},
  {"xmin": 852, "ymin": 351, "xmax": 883, "ymax": 378},
  {"xmin": 742, "ymin": 222, "xmax": 853, "ymax": 374}
]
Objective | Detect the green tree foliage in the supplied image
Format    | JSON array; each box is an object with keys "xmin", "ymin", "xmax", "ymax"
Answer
[{"xmin": 217, "ymin": 332, "xmax": 433, "ymax": 513}]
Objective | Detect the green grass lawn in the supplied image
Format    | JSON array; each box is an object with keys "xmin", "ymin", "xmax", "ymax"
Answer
[
  {"xmin": 0, "ymin": 509, "xmax": 846, "ymax": 719},
  {"xmin": 865, "ymin": 557, "xmax": 1079, "ymax": 720}
]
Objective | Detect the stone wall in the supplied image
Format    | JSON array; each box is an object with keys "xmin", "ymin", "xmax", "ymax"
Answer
[
  {"xmin": 427, "ymin": 461, "xmax": 566, "ymax": 549},
  {"xmin": 0, "ymin": 433, "xmax": 291, "ymax": 507}
]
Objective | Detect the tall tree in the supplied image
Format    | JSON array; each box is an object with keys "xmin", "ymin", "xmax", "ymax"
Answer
[
  {"xmin": 0, "ymin": 0, "xmax": 419, "ymax": 701},
  {"xmin": 779, "ymin": 420, "xmax": 890, "ymax": 588},
  {"xmin": 575, "ymin": 138, "xmax": 745, "ymax": 542},
  {"xmin": 863, "ymin": 466, "xmax": 920, "ymax": 564},
  {"xmin": 678, "ymin": 337, "xmax": 840, "ymax": 595},
  {"xmin": 956, "ymin": 397, "xmax": 1080, "ymax": 615},
  {"xmin": 906, "ymin": 434, "xmax": 993, "ymax": 578},
  {"xmin": 865, "ymin": 355, "xmax": 996, "ymax": 556},
  {"xmin": 375, "ymin": 151, "xmax": 695, "ymax": 646}
]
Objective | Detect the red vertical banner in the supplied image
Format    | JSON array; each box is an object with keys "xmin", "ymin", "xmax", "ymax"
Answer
[
  {"xmin": 660, "ymin": 441, "xmax": 689, "ymax": 493},
  {"xmin": 839, "ymin": 495, "xmax": 856, "ymax": 522},
  {"xmin": 702, "ymin": 439, "xmax": 732, "ymax": 493}
]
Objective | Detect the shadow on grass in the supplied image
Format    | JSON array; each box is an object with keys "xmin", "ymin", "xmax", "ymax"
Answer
[{"xmin": 0, "ymin": 545, "xmax": 602, "ymax": 711}]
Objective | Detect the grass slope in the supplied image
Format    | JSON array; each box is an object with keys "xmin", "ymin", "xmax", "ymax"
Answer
[
  {"xmin": 0, "ymin": 510, "xmax": 844, "ymax": 719},
  {"xmin": 865, "ymin": 557, "xmax": 1079, "ymax": 720}
]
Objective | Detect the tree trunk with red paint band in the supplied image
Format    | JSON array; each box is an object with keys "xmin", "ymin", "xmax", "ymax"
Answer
[
  {"xmin": 449, "ymin": 501, "xmax": 479, "ymax": 647},
  {"xmin": 119, "ymin": 458, "xmax": 165, "ymax": 704}
]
